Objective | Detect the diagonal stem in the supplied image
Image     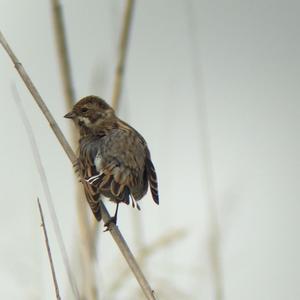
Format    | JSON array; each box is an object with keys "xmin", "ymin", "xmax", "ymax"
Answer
[
  {"xmin": 37, "ymin": 198, "xmax": 62, "ymax": 300},
  {"xmin": 111, "ymin": 0, "xmax": 135, "ymax": 108},
  {"xmin": 50, "ymin": 0, "xmax": 75, "ymax": 106},
  {"xmin": 0, "ymin": 30, "xmax": 157, "ymax": 300},
  {"xmin": 12, "ymin": 85, "xmax": 80, "ymax": 299},
  {"xmin": 50, "ymin": 1, "xmax": 97, "ymax": 299}
]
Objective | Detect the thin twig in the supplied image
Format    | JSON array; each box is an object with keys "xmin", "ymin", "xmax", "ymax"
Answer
[
  {"xmin": 50, "ymin": 0, "xmax": 75, "ymax": 106},
  {"xmin": 109, "ymin": 229, "xmax": 187, "ymax": 294},
  {"xmin": 50, "ymin": 1, "xmax": 97, "ymax": 299},
  {"xmin": 138, "ymin": 229, "xmax": 186, "ymax": 258},
  {"xmin": 12, "ymin": 85, "xmax": 80, "ymax": 299},
  {"xmin": 37, "ymin": 198, "xmax": 61, "ymax": 300},
  {"xmin": 0, "ymin": 30, "xmax": 157, "ymax": 300},
  {"xmin": 99, "ymin": 202, "xmax": 156, "ymax": 300},
  {"xmin": 0, "ymin": 33, "xmax": 75, "ymax": 162},
  {"xmin": 111, "ymin": 0, "xmax": 135, "ymax": 108}
]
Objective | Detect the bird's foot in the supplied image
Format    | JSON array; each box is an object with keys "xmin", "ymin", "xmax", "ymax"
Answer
[
  {"xmin": 103, "ymin": 216, "xmax": 117, "ymax": 232},
  {"xmin": 85, "ymin": 174, "xmax": 102, "ymax": 185}
]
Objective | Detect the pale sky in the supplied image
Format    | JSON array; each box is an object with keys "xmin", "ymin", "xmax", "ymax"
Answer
[{"xmin": 0, "ymin": 1, "xmax": 299, "ymax": 299}]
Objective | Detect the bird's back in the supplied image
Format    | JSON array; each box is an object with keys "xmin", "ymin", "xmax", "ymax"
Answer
[
  {"xmin": 78, "ymin": 121, "xmax": 158, "ymax": 216},
  {"xmin": 65, "ymin": 95, "xmax": 159, "ymax": 222}
]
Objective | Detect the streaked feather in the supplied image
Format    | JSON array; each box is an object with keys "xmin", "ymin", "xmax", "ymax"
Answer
[
  {"xmin": 146, "ymin": 158, "xmax": 159, "ymax": 204},
  {"xmin": 68, "ymin": 96, "xmax": 159, "ymax": 222}
]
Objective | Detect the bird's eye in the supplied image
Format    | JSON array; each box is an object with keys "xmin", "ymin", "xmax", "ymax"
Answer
[{"xmin": 80, "ymin": 107, "xmax": 88, "ymax": 113}]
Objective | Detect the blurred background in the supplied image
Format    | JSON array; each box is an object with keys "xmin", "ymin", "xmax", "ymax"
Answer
[{"xmin": 0, "ymin": 0, "xmax": 299, "ymax": 299}]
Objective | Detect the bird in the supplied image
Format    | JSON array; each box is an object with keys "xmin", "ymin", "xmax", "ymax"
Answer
[{"xmin": 64, "ymin": 95, "xmax": 159, "ymax": 226}]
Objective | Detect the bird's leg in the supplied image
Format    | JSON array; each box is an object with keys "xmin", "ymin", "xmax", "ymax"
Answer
[{"xmin": 104, "ymin": 202, "xmax": 119, "ymax": 232}]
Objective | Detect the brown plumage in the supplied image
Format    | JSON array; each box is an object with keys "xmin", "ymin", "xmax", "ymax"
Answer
[{"xmin": 64, "ymin": 95, "xmax": 159, "ymax": 223}]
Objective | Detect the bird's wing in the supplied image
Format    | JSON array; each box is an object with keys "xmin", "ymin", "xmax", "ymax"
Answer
[
  {"xmin": 92, "ymin": 127, "xmax": 149, "ymax": 204},
  {"xmin": 99, "ymin": 126, "xmax": 159, "ymax": 205},
  {"xmin": 80, "ymin": 125, "xmax": 159, "ymax": 208}
]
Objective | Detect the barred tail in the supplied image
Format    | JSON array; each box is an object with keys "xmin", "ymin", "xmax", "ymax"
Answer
[{"xmin": 146, "ymin": 159, "xmax": 159, "ymax": 204}]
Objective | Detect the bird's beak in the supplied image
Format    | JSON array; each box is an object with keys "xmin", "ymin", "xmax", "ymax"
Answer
[{"xmin": 64, "ymin": 111, "xmax": 76, "ymax": 119}]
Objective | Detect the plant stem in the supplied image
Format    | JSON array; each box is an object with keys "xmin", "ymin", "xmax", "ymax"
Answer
[{"xmin": 0, "ymin": 30, "xmax": 157, "ymax": 300}]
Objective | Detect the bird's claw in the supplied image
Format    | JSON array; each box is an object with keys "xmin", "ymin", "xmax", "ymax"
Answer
[
  {"xmin": 103, "ymin": 216, "xmax": 117, "ymax": 232},
  {"xmin": 85, "ymin": 174, "xmax": 101, "ymax": 185}
]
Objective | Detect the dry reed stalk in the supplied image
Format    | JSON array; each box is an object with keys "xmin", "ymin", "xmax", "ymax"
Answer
[
  {"xmin": 50, "ymin": 1, "xmax": 97, "ymax": 298},
  {"xmin": 12, "ymin": 85, "xmax": 80, "ymax": 299},
  {"xmin": 0, "ymin": 30, "xmax": 157, "ymax": 300},
  {"xmin": 111, "ymin": 0, "xmax": 135, "ymax": 108},
  {"xmin": 109, "ymin": 229, "xmax": 186, "ymax": 294},
  {"xmin": 37, "ymin": 198, "xmax": 62, "ymax": 300},
  {"xmin": 50, "ymin": 0, "xmax": 75, "ymax": 107}
]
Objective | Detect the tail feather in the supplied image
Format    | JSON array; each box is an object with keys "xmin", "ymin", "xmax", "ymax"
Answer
[
  {"xmin": 146, "ymin": 159, "xmax": 159, "ymax": 204},
  {"xmin": 116, "ymin": 186, "xmax": 130, "ymax": 205},
  {"xmin": 95, "ymin": 171, "xmax": 131, "ymax": 205}
]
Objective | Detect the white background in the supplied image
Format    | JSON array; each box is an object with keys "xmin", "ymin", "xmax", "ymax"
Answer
[{"xmin": 0, "ymin": 1, "xmax": 299, "ymax": 299}]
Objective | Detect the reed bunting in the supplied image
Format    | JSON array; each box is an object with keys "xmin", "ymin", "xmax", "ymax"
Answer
[{"xmin": 64, "ymin": 96, "xmax": 159, "ymax": 225}]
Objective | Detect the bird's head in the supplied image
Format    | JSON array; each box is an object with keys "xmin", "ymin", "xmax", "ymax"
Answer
[{"xmin": 64, "ymin": 96, "xmax": 115, "ymax": 130}]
